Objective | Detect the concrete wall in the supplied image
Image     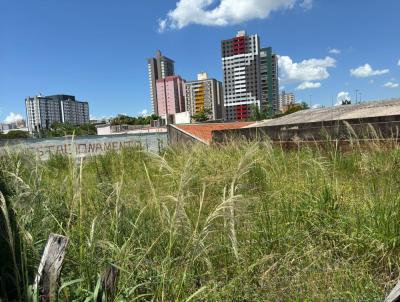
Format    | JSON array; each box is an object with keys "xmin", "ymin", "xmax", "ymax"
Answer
[
  {"xmin": 212, "ymin": 115, "xmax": 400, "ymax": 143},
  {"xmin": 174, "ymin": 112, "xmax": 191, "ymax": 124},
  {"xmin": 168, "ymin": 125, "xmax": 204, "ymax": 145},
  {"xmin": 96, "ymin": 125, "xmax": 111, "ymax": 135},
  {"xmin": 97, "ymin": 124, "xmax": 155, "ymax": 135},
  {"xmin": 0, "ymin": 133, "xmax": 167, "ymax": 160}
]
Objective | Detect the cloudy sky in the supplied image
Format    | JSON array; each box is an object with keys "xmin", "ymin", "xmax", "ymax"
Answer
[{"xmin": 1, "ymin": 0, "xmax": 399, "ymax": 121}]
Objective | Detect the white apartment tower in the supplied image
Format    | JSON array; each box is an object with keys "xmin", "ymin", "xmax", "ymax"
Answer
[
  {"xmin": 280, "ymin": 91, "xmax": 295, "ymax": 107},
  {"xmin": 25, "ymin": 94, "xmax": 89, "ymax": 132}
]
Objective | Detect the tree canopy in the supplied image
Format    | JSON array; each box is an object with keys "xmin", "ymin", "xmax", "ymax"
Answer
[
  {"xmin": 191, "ymin": 108, "xmax": 212, "ymax": 122},
  {"xmin": 0, "ymin": 130, "xmax": 30, "ymax": 139},
  {"xmin": 111, "ymin": 114, "xmax": 159, "ymax": 126},
  {"xmin": 36, "ymin": 123, "xmax": 97, "ymax": 138}
]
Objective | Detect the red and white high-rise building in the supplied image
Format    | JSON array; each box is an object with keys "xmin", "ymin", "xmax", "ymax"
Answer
[
  {"xmin": 222, "ymin": 31, "xmax": 280, "ymax": 120},
  {"xmin": 221, "ymin": 31, "xmax": 262, "ymax": 121}
]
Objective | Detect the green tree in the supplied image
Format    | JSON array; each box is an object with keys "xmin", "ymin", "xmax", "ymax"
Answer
[
  {"xmin": 273, "ymin": 102, "xmax": 310, "ymax": 119},
  {"xmin": 192, "ymin": 108, "xmax": 212, "ymax": 122},
  {"xmin": 250, "ymin": 104, "xmax": 270, "ymax": 121},
  {"xmin": 0, "ymin": 130, "xmax": 30, "ymax": 139},
  {"xmin": 301, "ymin": 101, "xmax": 310, "ymax": 109},
  {"xmin": 111, "ymin": 114, "xmax": 159, "ymax": 126},
  {"xmin": 35, "ymin": 123, "xmax": 97, "ymax": 138}
]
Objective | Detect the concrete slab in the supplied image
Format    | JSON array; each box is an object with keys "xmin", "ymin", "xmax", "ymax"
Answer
[{"xmin": 248, "ymin": 99, "xmax": 400, "ymax": 128}]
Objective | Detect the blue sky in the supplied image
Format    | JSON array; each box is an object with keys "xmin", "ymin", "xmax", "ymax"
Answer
[{"xmin": 1, "ymin": 0, "xmax": 399, "ymax": 122}]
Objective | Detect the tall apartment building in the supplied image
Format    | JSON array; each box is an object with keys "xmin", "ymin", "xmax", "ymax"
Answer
[
  {"xmin": 185, "ymin": 72, "xmax": 224, "ymax": 121},
  {"xmin": 260, "ymin": 47, "xmax": 280, "ymax": 114},
  {"xmin": 156, "ymin": 76, "xmax": 186, "ymax": 122},
  {"xmin": 280, "ymin": 91, "xmax": 295, "ymax": 107},
  {"xmin": 25, "ymin": 94, "xmax": 89, "ymax": 132},
  {"xmin": 222, "ymin": 30, "xmax": 261, "ymax": 121},
  {"xmin": 147, "ymin": 50, "xmax": 175, "ymax": 115},
  {"xmin": 221, "ymin": 31, "xmax": 280, "ymax": 120}
]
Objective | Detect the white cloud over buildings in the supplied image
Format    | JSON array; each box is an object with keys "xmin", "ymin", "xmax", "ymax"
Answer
[
  {"xmin": 279, "ymin": 55, "xmax": 335, "ymax": 90},
  {"xmin": 296, "ymin": 81, "xmax": 321, "ymax": 90},
  {"xmin": 159, "ymin": 0, "xmax": 313, "ymax": 31},
  {"xmin": 336, "ymin": 91, "xmax": 350, "ymax": 106},
  {"xmin": 4, "ymin": 112, "xmax": 24, "ymax": 124}
]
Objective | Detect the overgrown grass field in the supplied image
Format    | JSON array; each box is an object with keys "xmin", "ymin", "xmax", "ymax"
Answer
[{"xmin": 1, "ymin": 141, "xmax": 400, "ymax": 301}]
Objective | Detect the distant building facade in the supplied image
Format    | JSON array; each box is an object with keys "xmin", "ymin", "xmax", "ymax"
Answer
[
  {"xmin": 147, "ymin": 50, "xmax": 175, "ymax": 116},
  {"xmin": 260, "ymin": 47, "xmax": 280, "ymax": 114},
  {"xmin": 221, "ymin": 31, "xmax": 279, "ymax": 121},
  {"xmin": 280, "ymin": 91, "xmax": 295, "ymax": 106},
  {"xmin": 25, "ymin": 94, "xmax": 89, "ymax": 132},
  {"xmin": 0, "ymin": 123, "xmax": 14, "ymax": 133},
  {"xmin": 185, "ymin": 72, "xmax": 224, "ymax": 121},
  {"xmin": 156, "ymin": 76, "xmax": 186, "ymax": 122},
  {"xmin": 0, "ymin": 119, "xmax": 26, "ymax": 133}
]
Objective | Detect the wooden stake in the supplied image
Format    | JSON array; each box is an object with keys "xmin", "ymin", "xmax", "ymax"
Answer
[
  {"xmin": 385, "ymin": 281, "xmax": 400, "ymax": 302},
  {"xmin": 34, "ymin": 233, "xmax": 69, "ymax": 302},
  {"xmin": 97, "ymin": 264, "xmax": 119, "ymax": 302}
]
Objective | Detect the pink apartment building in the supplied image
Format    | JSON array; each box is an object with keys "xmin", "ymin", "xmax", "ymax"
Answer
[{"xmin": 156, "ymin": 76, "xmax": 186, "ymax": 118}]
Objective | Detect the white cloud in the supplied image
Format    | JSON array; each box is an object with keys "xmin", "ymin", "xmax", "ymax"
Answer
[
  {"xmin": 398, "ymin": 59, "xmax": 400, "ymax": 67},
  {"xmin": 4, "ymin": 112, "xmax": 24, "ymax": 124},
  {"xmin": 369, "ymin": 79, "xmax": 374, "ymax": 84},
  {"xmin": 328, "ymin": 48, "xmax": 341, "ymax": 55},
  {"xmin": 90, "ymin": 115, "xmax": 111, "ymax": 121},
  {"xmin": 296, "ymin": 81, "xmax": 321, "ymax": 90},
  {"xmin": 159, "ymin": 0, "xmax": 312, "ymax": 31},
  {"xmin": 350, "ymin": 64, "xmax": 389, "ymax": 78},
  {"xmin": 336, "ymin": 91, "xmax": 350, "ymax": 106},
  {"xmin": 299, "ymin": 0, "xmax": 313, "ymax": 10},
  {"xmin": 139, "ymin": 109, "xmax": 149, "ymax": 116},
  {"xmin": 279, "ymin": 55, "xmax": 336, "ymax": 85},
  {"xmin": 384, "ymin": 81, "xmax": 399, "ymax": 88},
  {"xmin": 312, "ymin": 104, "xmax": 322, "ymax": 109},
  {"xmin": 158, "ymin": 19, "xmax": 167, "ymax": 33}
]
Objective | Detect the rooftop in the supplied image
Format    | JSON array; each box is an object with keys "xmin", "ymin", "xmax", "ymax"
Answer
[
  {"xmin": 174, "ymin": 122, "xmax": 255, "ymax": 144},
  {"xmin": 248, "ymin": 99, "xmax": 400, "ymax": 128}
]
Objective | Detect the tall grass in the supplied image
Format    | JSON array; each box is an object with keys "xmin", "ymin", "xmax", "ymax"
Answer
[{"xmin": 1, "ymin": 141, "xmax": 400, "ymax": 301}]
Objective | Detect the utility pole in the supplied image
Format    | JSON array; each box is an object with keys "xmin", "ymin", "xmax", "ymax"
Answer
[
  {"xmin": 355, "ymin": 89, "xmax": 359, "ymax": 104},
  {"xmin": 309, "ymin": 95, "xmax": 312, "ymax": 108}
]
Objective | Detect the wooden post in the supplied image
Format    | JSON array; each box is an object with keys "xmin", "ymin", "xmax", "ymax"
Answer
[
  {"xmin": 386, "ymin": 281, "xmax": 400, "ymax": 302},
  {"xmin": 34, "ymin": 233, "xmax": 69, "ymax": 302},
  {"xmin": 97, "ymin": 264, "xmax": 119, "ymax": 302}
]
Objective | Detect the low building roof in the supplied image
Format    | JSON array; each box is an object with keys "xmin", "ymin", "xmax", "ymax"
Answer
[
  {"xmin": 248, "ymin": 99, "xmax": 400, "ymax": 128},
  {"xmin": 174, "ymin": 122, "xmax": 255, "ymax": 144}
]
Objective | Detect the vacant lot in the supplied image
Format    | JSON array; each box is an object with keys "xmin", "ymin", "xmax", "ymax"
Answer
[{"xmin": 1, "ymin": 141, "xmax": 400, "ymax": 301}]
